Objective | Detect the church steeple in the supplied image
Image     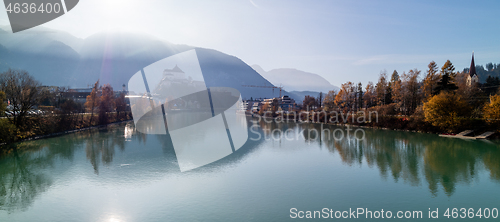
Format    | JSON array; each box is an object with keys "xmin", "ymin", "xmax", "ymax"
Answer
[{"xmin": 469, "ymin": 52, "xmax": 476, "ymax": 77}]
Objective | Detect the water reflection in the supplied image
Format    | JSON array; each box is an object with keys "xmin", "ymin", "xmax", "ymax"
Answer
[
  {"xmin": 0, "ymin": 119, "xmax": 499, "ymax": 213},
  {"xmin": 0, "ymin": 149, "xmax": 52, "ymax": 212},
  {"xmin": 85, "ymin": 127, "xmax": 127, "ymax": 174},
  {"xmin": 256, "ymin": 120, "xmax": 500, "ymax": 196},
  {"xmin": 0, "ymin": 132, "xmax": 88, "ymax": 211}
]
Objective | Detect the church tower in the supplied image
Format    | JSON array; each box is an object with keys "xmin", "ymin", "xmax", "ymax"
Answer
[{"xmin": 467, "ymin": 52, "xmax": 479, "ymax": 87}]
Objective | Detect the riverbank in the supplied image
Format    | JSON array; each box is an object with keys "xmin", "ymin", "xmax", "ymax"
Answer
[
  {"xmin": 0, "ymin": 112, "xmax": 133, "ymax": 152},
  {"xmin": 11, "ymin": 119, "xmax": 132, "ymax": 143},
  {"xmin": 249, "ymin": 112, "xmax": 500, "ymax": 140}
]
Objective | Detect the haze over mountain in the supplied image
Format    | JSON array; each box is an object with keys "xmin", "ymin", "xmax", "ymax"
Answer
[
  {"xmin": 251, "ymin": 65, "xmax": 339, "ymax": 93},
  {"xmin": 0, "ymin": 27, "xmax": 284, "ymax": 100}
]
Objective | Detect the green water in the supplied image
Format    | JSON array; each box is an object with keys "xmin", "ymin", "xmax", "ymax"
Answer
[{"xmin": 0, "ymin": 119, "xmax": 499, "ymax": 221}]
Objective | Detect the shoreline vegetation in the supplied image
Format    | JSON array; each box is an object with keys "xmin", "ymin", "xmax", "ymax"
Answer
[
  {"xmin": 250, "ymin": 111, "xmax": 500, "ymax": 140},
  {"xmin": 0, "ymin": 111, "xmax": 133, "ymax": 154},
  {"xmin": 0, "ymin": 116, "xmax": 133, "ymax": 152},
  {"xmin": 255, "ymin": 60, "xmax": 500, "ymax": 140},
  {"xmin": 2, "ymin": 57, "xmax": 500, "ymax": 152},
  {"xmin": 0, "ymin": 69, "xmax": 132, "ymax": 153}
]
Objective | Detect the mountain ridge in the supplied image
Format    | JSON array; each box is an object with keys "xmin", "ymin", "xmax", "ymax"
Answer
[
  {"xmin": 251, "ymin": 64, "xmax": 339, "ymax": 93},
  {"xmin": 0, "ymin": 27, "xmax": 282, "ymax": 100}
]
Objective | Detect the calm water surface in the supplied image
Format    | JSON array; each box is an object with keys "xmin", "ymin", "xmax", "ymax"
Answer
[{"xmin": 0, "ymin": 119, "xmax": 499, "ymax": 221}]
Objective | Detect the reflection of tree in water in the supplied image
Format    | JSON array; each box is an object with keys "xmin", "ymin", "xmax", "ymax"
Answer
[
  {"xmin": 0, "ymin": 131, "xmax": 89, "ymax": 212},
  {"xmin": 483, "ymin": 147, "xmax": 500, "ymax": 181},
  {"xmin": 0, "ymin": 122, "xmax": 134, "ymax": 212},
  {"xmin": 322, "ymin": 128, "xmax": 425, "ymax": 187},
  {"xmin": 423, "ymin": 139, "xmax": 479, "ymax": 196},
  {"xmin": 0, "ymin": 150, "xmax": 52, "ymax": 212},
  {"xmin": 257, "ymin": 121, "xmax": 500, "ymax": 196},
  {"xmin": 85, "ymin": 123, "xmax": 134, "ymax": 174}
]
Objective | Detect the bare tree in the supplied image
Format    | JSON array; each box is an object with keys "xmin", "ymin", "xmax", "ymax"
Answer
[{"xmin": 0, "ymin": 69, "xmax": 42, "ymax": 127}]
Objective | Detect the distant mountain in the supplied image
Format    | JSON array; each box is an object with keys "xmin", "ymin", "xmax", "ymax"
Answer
[
  {"xmin": 251, "ymin": 65, "xmax": 339, "ymax": 93},
  {"xmin": 0, "ymin": 26, "xmax": 83, "ymax": 53},
  {"xmin": 288, "ymin": 91, "xmax": 322, "ymax": 102},
  {"xmin": 195, "ymin": 48, "xmax": 282, "ymax": 100},
  {"xmin": 0, "ymin": 27, "xmax": 280, "ymax": 100}
]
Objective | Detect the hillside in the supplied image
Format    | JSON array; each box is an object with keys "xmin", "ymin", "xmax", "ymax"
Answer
[{"xmin": 0, "ymin": 27, "xmax": 280, "ymax": 100}]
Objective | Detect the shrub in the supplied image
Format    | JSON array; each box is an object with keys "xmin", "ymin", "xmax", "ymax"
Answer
[
  {"xmin": 484, "ymin": 94, "xmax": 500, "ymax": 122},
  {"xmin": 423, "ymin": 91, "xmax": 471, "ymax": 133}
]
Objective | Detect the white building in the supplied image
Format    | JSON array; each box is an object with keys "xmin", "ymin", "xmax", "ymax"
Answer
[{"xmin": 467, "ymin": 52, "xmax": 479, "ymax": 87}]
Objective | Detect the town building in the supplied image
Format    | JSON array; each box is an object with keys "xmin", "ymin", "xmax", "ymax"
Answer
[
  {"xmin": 245, "ymin": 95, "xmax": 297, "ymax": 113},
  {"xmin": 467, "ymin": 52, "xmax": 479, "ymax": 87}
]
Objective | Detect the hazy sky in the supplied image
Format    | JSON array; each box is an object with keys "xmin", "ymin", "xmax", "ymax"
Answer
[{"xmin": 1, "ymin": 0, "xmax": 499, "ymax": 87}]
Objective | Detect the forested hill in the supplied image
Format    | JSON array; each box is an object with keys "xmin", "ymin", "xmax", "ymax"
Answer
[{"xmin": 463, "ymin": 63, "xmax": 500, "ymax": 82}]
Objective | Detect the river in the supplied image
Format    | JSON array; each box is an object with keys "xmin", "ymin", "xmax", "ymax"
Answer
[{"xmin": 0, "ymin": 119, "xmax": 499, "ymax": 221}]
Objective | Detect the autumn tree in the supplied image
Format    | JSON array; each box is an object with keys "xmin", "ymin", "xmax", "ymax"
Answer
[
  {"xmin": 303, "ymin": 95, "xmax": 318, "ymax": 110},
  {"xmin": 423, "ymin": 91, "xmax": 471, "ymax": 132},
  {"xmin": 98, "ymin": 84, "xmax": 115, "ymax": 124},
  {"xmin": 323, "ymin": 90, "xmax": 337, "ymax": 111},
  {"xmin": 423, "ymin": 61, "xmax": 440, "ymax": 101},
  {"xmin": 335, "ymin": 82, "xmax": 356, "ymax": 111},
  {"xmin": 363, "ymin": 81, "xmax": 376, "ymax": 108},
  {"xmin": 441, "ymin": 60, "xmax": 456, "ymax": 78},
  {"xmin": 454, "ymin": 70, "xmax": 468, "ymax": 91},
  {"xmin": 258, "ymin": 103, "xmax": 269, "ymax": 116},
  {"xmin": 483, "ymin": 94, "xmax": 500, "ymax": 122},
  {"xmin": 386, "ymin": 70, "xmax": 399, "ymax": 104},
  {"xmin": 375, "ymin": 71, "xmax": 389, "ymax": 105},
  {"xmin": 390, "ymin": 71, "xmax": 402, "ymax": 105},
  {"xmin": 85, "ymin": 80, "xmax": 100, "ymax": 126},
  {"xmin": 0, "ymin": 69, "xmax": 43, "ymax": 127}
]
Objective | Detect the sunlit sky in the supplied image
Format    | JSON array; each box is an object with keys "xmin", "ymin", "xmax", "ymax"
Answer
[{"xmin": 1, "ymin": 0, "xmax": 499, "ymax": 87}]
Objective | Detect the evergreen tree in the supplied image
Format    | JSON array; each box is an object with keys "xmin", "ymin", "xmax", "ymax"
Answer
[
  {"xmin": 423, "ymin": 61, "xmax": 440, "ymax": 100},
  {"xmin": 385, "ymin": 70, "xmax": 399, "ymax": 104},
  {"xmin": 356, "ymin": 82, "xmax": 363, "ymax": 110},
  {"xmin": 316, "ymin": 92, "xmax": 323, "ymax": 109},
  {"xmin": 434, "ymin": 60, "xmax": 458, "ymax": 94}
]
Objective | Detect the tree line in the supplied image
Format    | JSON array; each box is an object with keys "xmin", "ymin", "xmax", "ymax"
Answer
[
  {"xmin": 301, "ymin": 60, "xmax": 500, "ymax": 133},
  {"xmin": 0, "ymin": 69, "xmax": 131, "ymax": 146}
]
